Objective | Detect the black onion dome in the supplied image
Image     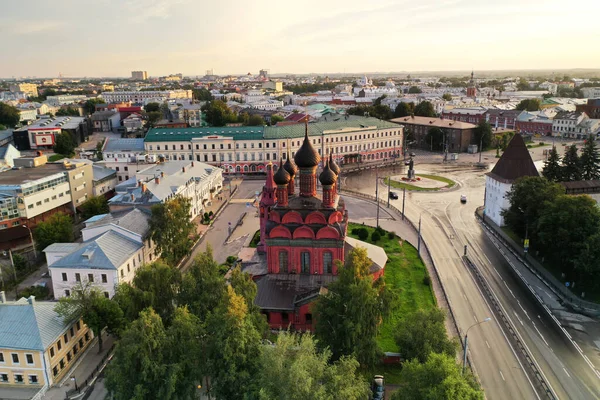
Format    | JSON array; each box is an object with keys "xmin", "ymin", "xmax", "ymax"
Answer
[
  {"xmin": 294, "ymin": 129, "xmax": 321, "ymax": 168},
  {"xmin": 319, "ymin": 161, "xmax": 337, "ymax": 186},
  {"xmin": 273, "ymin": 160, "xmax": 291, "ymax": 185},
  {"xmin": 329, "ymin": 153, "xmax": 340, "ymax": 175},
  {"xmin": 283, "ymin": 153, "xmax": 297, "ymax": 177}
]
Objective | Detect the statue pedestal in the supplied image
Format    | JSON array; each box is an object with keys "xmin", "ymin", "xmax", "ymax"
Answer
[{"xmin": 407, "ymin": 169, "xmax": 416, "ymax": 179}]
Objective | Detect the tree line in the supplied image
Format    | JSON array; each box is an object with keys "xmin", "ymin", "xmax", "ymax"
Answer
[{"xmin": 543, "ymin": 137, "xmax": 600, "ymax": 182}]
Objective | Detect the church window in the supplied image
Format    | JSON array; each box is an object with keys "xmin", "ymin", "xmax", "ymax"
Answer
[
  {"xmin": 323, "ymin": 252, "xmax": 333, "ymax": 274},
  {"xmin": 301, "ymin": 252, "xmax": 310, "ymax": 274},
  {"xmin": 279, "ymin": 251, "xmax": 288, "ymax": 273}
]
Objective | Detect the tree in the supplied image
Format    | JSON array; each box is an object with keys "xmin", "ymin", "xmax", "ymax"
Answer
[
  {"xmin": 408, "ymin": 86, "xmax": 422, "ymax": 94},
  {"xmin": 83, "ymin": 98, "xmax": 105, "ymax": 115},
  {"xmin": 542, "ymin": 146, "xmax": 562, "ymax": 182},
  {"xmin": 79, "ymin": 195, "xmax": 109, "ymax": 220},
  {"xmin": 202, "ymin": 100, "xmax": 237, "ymax": 127},
  {"xmin": 425, "ymin": 127, "xmax": 444, "ymax": 151},
  {"xmin": 414, "ymin": 101, "xmax": 436, "ymax": 117},
  {"xmin": 34, "ymin": 212, "xmax": 74, "ymax": 252},
  {"xmin": 0, "ymin": 103, "xmax": 20, "ymax": 128},
  {"xmin": 55, "ymin": 282, "xmax": 124, "ymax": 353},
  {"xmin": 580, "ymin": 135, "xmax": 600, "ymax": 180},
  {"xmin": 515, "ymin": 98, "xmax": 541, "ymax": 111},
  {"xmin": 561, "ymin": 144, "xmax": 582, "ymax": 181},
  {"xmin": 53, "ymin": 132, "xmax": 75, "ymax": 156},
  {"xmin": 576, "ymin": 233, "xmax": 600, "ymax": 292},
  {"xmin": 95, "ymin": 139, "xmax": 105, "ymax": 160},
  {"xmin": 502, "ymin": 176, "xmax": 564, "ymax": 239},
  {"xmin": 105, "ymin": 308, "xmax": 172, "ymax": 400},
  {"xmin": 473, "ymin": 121, "xmax": 493, "ymax": 151},
  {"xmin": 537, "ymin": 195, "xmax": 600, "ymax": 279},
  {"xmin": 391, "ymin": 353, "xmax": 484, "ymax": 400},
  {"xmin": 314, "ymin": 247, "xmax": 395, "ymax": 368},
  {"xmin": 394, "ymin": 308, "xmax": 457, "ymax": 363},
  {"xmin": 147, "ymin": 111, "xmax": 162, "ymax": 126},
  {"xmin": 270, "ymin": 114, "xmax": 284, "ymax": 125},
  {"xmin": 256, "ymin": 332, "xmax": 370, "ymax": 400},
  {"xmin": 192, "ymin": 88, "xmax": 213, "ymax": 101},
  {"xmin": 144, "ymin": 102, "xmax": 161, "ymax": 113},
  {"xmin": 206, "ymin": 286, "xmax": 262, "ymax": 400},
  {"xmin": 149, "ymin": 196, "xmax": 195, "ymax": 266},
  {"xmin": 230, "ymin": 266, "xmax": 268, "ymax": 334},
  {"xmin": 394, "ymin": 102, "xmax": 414, "ymax": 118},
  {"xmin": 247, "ymin": 114, "xmax": 265, "ymax": 126},
  {"xmin": 56, "ymin": 107, "xmax": 80, "ymax": 116},
  {"xmin": 442, "ymin": 93, "xmax": 453, "ymax": 101}
]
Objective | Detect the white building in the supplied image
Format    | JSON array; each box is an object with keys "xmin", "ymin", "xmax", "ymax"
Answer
[
  {"xmin": 45, "ymin": 95, "xmax": 88, "ymax": 106},
  {"xmin": 484, "ymin": 135, "xmax": 539, "ymax": 227},
  {"xmin": 101, "ymin": 138, "xmax": 151, "ymax": 182},
  {"xmin": 251, "ymin": 100, "xmax": 284, "ymax": 111},
  {"xmin": 46, "ymin": 208, "xmax": 156, "ymax": 298},
  {"xmin": 0, "ymin": 144, "xmax": 21, "ymax": 171},
  {"xmin": 101, "ymin": 90, "xmax": 191, "ymax": 104},
  {"xmin": 108, "ymin": 160, "xmax": 223, "ymax": 220},
  {"xmin": 581, "ymin": 87, "xmax": 600, "ymax": 99},
  {"xmin": 92, "ymin": 164, "xmax": 118, "ymax": 196},
  {"xmin": 123, "ymin": 113, "xmax": 144, "ymax": 132},
  {"xmin": 18, "ymin": 109, "xmax": 38, "ymax": 123},
  {"xmin": 552, "ymin": 111, "xmax": 588, "ymax": 138}
]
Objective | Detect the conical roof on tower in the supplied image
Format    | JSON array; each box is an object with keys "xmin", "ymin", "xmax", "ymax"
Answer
[
  {"xmin": 487, "ymin": 134, "xmax": 539, "ymax": 183},
  {"xmin": 294, "ymin": 121, "xmax": 321, "ymax": 168},
  {"xmin": 274, "ymin": 159, "xmax": 291, "ymax": 185},
  {"xmin": 329, "ymin": 152, "xmax": 340, "ymax": 175},
  {"xmin": 283, "ymin": 151, "xmax": 298, "ymax": 177}
]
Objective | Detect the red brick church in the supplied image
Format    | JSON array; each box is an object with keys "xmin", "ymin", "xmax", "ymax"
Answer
[{"xmin": 253, "ymin": 123, "xmax": 387, "ymax": 331}]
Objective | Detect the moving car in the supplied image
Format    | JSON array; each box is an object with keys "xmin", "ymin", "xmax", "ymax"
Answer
[
  {"xmin": 389, "ymin": 191, "xmax": 399, "ymax": 199},
  {"xmin": 372, "ymin": 375, "xmax": 385, "ymax": 400},
  {"xmin": 460, "ymin": 194, "xmax": 467, "ymax": 204}
]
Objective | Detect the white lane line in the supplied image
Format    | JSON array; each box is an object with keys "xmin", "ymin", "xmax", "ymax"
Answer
[
  {"xmin": 563, "ymin": 368, "xmax": 571, "ymax": 378},
  {"xmin": 473, "ymin": 315, "xmax": 478, "ymax": 323},
  {"xmin": 513, "ymin": 311, "xmax": 524, "ymax": 326},
  {"xmin": 493, "ymin": 267, "xmax": 501, "ymax": 276},
  {"xmin": 463, "ymin": 294, "xmax": 468, "ymax": 300},
  {"xmin": 486, "ymin": 340, "xmax": 490, "ymax": 349},
  {"xmin": 517, "ymin": 302, "xmax": 530, "ymax": 319},
  {"xmin": 499, "ymin": 370, "xmax": 506, "ymax": 381},
  {"xmin": 532, "ymin": 322, "xmax": 549, "ymax": 347}
]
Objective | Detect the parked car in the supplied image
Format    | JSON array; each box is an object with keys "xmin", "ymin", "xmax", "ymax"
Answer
[
  {"xmin": 389, "ymin": 191, "xmax": 399, "ymax": 199},
  {"xmin": 460, "ymin": 194, "xmax": 467, "ymax": 204},
  {"xmin": 372, "ymin": 375, "xmax": 385, "ymax": 400}
]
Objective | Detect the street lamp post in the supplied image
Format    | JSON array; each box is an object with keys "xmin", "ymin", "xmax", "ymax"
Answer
[
  {"xmin": 462, "ymin": 317, "xmax": 492, "ymax": 375},
  {"xmin": 375, "ymin": 167, "xmax": 380, "ymax": 228},
  {"xmin": 417, "ymin": 213, "xmax": 422, "ymax": 254},
  {"xmin": 71, "ymin": 376, "xmax": 78, "ymax": 391}
]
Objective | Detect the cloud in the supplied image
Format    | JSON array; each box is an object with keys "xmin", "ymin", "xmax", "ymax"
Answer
[
  {"xmin": 125, "ymin": 0, "xmax": 189, "ymax": 23},
  {"xmin": 0, "ymin": 21, "xmax": 65, "ymax": 36}
]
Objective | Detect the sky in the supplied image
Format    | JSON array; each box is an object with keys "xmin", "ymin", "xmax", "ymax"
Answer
[{"xmin": 1, "ymin": 0, "xmax": 599, "ymax": 78}]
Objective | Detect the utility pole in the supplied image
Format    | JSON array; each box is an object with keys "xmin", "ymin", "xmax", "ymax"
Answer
[
  {"xmin": 402, "ymin": 187, "xmax": 406, "ymax": 220},
  {"xmin": 387, "ymin": 175, "xmax": 390, "ymax": 208},
  {"xmin": 417, "ymin": 214, "xmax": 422, "ymax": 254},
  {"xmin": 479, "ymin": 135, "xmax": 483, "ymax": 164},
  {"xmin": 375, "ymin": 167, "xmax": 380, "ymax": 228}
]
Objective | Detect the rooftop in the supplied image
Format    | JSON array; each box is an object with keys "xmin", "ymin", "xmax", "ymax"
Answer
[
  {"xmin": 16, "ymin": 116, "xmax": 85, "ymax": 131},
  {"xmin": 390, "ymin": 115, "xmax": 477, "ymax": 130},
  {"xmin": 84, "ymin": 207, "xmax": 151, "ymax": 237},
  {"xmin": 0, "ymin": 162, "xmax": 66, "ymax": 186},
  {"xmin": 91, "ymin": 110, "xmax": 118, "ymax": 121},
  {"xmin": 92, "ymin": 164, "xmax": 117, "ymax": 182},
  {"xmin": 487, "ymin": 134, "xmax": 539, "ymax": 183},
  {"xmin": 102, "ymin": 138, "xmax": 145, "ymax": 153}
]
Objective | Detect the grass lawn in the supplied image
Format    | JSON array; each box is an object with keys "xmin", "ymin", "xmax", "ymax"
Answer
[
  {"xmin": 48, "ymin": 154, "xmax": 66, "ymax": 162},
  {"xmin": 249, "ymin": 230, "xmax": 260, "ymax": 248},
  {"xmin": 348, "ymin": 223, "xmax": 436, "ymax": 353},
  {"xmin": 386, "ymin": 174, "xmax": 455, "ymax": 192}
]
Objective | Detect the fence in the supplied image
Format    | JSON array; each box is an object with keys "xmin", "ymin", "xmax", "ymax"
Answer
[
  {"xmin": 64, "ymin": 343, "xmax": 115, "ymax": 399},
  {"xmin": 475, "ymin": 208, "xmax": 600, "ymax": 315}
]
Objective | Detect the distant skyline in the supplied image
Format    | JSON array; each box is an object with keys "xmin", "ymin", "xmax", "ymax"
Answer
[{"xmin": 1, "ymin": 0, "xmax": 599, "ymax": 78}]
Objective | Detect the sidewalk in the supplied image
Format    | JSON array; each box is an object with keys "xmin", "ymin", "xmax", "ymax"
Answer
[{"xmin": 44, "ymin": 332, "xmax": 115, "ymax": 400}]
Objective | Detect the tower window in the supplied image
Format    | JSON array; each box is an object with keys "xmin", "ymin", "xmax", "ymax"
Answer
[
  {"xmin": 279, "ymin": 251, "xmax": 288, "ymax": 273},
  {"xmin": 301, "ymin": 252, "xmax": 310, "ymax": 274},
  {"xmin": 323, "ymin": 252, "xmax": 333, "ymax": 274}
]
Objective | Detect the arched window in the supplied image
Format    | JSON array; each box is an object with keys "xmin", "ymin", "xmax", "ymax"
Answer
[
  {"xmin": 279, "ymin": 251, "xmax": 288, "ymax": 273},
  {"xmin": 323, "ymin": 252, "xmax": 333, "ymax": 274},
  {"xmin": 301, "ymin": 252, "xmax": 310, "ymax": 274}
]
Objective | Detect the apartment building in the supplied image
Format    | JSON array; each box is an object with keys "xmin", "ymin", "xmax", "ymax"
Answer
[
  {"xmin": 552, "ymin": 111, "xmax": 600, "ymax": 138},
  {"xmin": 13, "ymin": 116, "xmax": 90, "ymax": 151},
  {"xmin": 45, "ymin": 95, "xmax": 88, "ymax": 106},
  {"xmin": 109, "ymin": 160, "xmax": 223, "ymax": 220},
  {"xmin": 9, "ymin": 83, "xmax": 38, "ymax": 97},
  {"xmin": 390, "ymin": 115, "xmax": 476, "ymax": 153},
  {"xmin": 0, "ymin": 293, "xmax": 93, "ymax": 390},
  {"xmin": 101, "ymin": 90, "xmax": 192, "ymax": 104},
  {"xmin": 46, "ymin": 208, "xmax": 156, "ymax": 298},
  {"xmin": 143, "ymin": 116, "xmax": 404, "ymax": 174},
  {"xmin": 131, "ymin": 71, "xmax": 148, "ymax": 80},
  {"xmin": 92, "ymin": 165, "xmax": 118, "ymax": 196},
  {"xmin": 101, "ymin": 138, "xmax": 152, "ymax": 182}
]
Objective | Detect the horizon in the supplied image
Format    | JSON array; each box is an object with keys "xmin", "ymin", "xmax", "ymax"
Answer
[{"xmin": 1, "ymin": 0, "xmax": 599, "ymax": 78}]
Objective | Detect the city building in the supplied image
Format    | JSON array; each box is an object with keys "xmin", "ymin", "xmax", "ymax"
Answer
[
  {"xmin": 9, "ymin": 83, "xmax": 38, "ymax": 97},
  {"xmin": 108, "ymin": 160, "xmax": 223, "ymax": 220},
  {"xmin": 0, "ymin": 292, "xmax": 93, "ymax": 390},
  {"xmin": 18, "ymin": 109, "xmax": 38, "ymax": 123},
  {"xmin": 101, "ymin": 138, "xmax": 150, "ymax": 182},
  {"xmin": 46, "ymin": 208, "xmax": 155, "ymax": 299},
  {"xmin": 92, "ymin": 164, "xmax": 118, "ymax": 197},
  {"xmin": 466, "ymin": 71, "xmax": 477, "ymax": 97},
  {"xmin": 484, "ymin": 134, "xmax": 539, "ymax": 227},
  {"xmin": 13, "ymin": 116, "xmax": 90, "ymax": 151},
  {"xmin": 262, "ymin": 81, "xmax": 283, "ymax": 92},
  {"xmin": 253, "ymin": 130, "xmax": 386, "ymax": 330},
  {"xmin": 485, "ymin": 109, "xmax": 520, "ymax": 129},
  {"xmin": 122, "ymin": 113, "xmax": 144, "ymax": 132},
  {"xmin": 576, "ymin": 99, "xmax": 600, "ymax": 119},
  {"xmin": 143, "ymin": 116, "xmax": 403, "ymax": 174},
  {"xmin": 101, "ymin": 90, "xmax": 191, "ymax": 104},
  {"xmin": 0, "ymin": 144, "xmax": 21, "ymax": 171},
  {"xmin": 441, "ymin": 107, "xmax": 487, "ymax": 124},
  {"xmin": 390, "ymin": 115, "xmax": 476, "ymax": 153},
  {"xmin": 91, "ymin": 110, "xmax": 121, "ymax": 132},
  {"xmin": 552, "ymin": 111, "xmax": 589, "ymax": 138},
  {"xmin": 515, "ymin": 111, "xmax": 554, "ymax": 136},
  {"xmin": 45, "ymin": 95, "xmax": 88, "ymax": 106},
  {"xmin": 131, "ymin": 71, "xmax": 148, "ymax": 80}
]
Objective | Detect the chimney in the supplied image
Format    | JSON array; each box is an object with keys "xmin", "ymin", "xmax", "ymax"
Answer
[
  {"xmin": 0, "ymin": 291, "xmax": 6, "ymax": 303},
  {"xmin": 141, "ymin": 183, "xmax": 147, "ymax": 193},
  {"xmin": 27, "ymin": 295, "xmax": 35, "ymax": 305},
  {"xmin": 154, "ymin": 177, "xmax": 160, "ymax": 184}
]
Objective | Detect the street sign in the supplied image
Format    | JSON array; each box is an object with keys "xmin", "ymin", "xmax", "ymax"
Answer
[
  {"xmin": 523, "ymin": 239, "xmax": 529, "ymax": 253},
  {"xmin": 566, "ymin": 282, "xmax": 570, "ymax": 288}
]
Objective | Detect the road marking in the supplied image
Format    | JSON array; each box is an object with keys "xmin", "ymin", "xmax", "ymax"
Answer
[
  {"xmin": 485, "ymin": 340, "xmax": 490, "ymax": 349},
  {"xmin": 463, "ymin": 294, "xmax": 468, "ymax": 300},
  {"xmin": 499, "ymin": 370, "xmax": 506, "ymax": 381},
  {"xmin": 517, "ymin": 302, "xmax": 530, "ymax": 319},
  {"xmin": 532, "ymin": 322, "xmax": 549, "ymax": 347},
  {"xmin": 473, "ymin": 315, "xmax": 478, "ymax": 322},
  {"xmin": 563, "ymin": 368, "xmax": 571, "ymax": 378},
  {"xmin": 513, "ymin": 311, "xmax": 524, "ymax": 326}
]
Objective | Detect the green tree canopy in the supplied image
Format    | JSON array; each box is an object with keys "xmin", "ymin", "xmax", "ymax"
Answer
[
  {"xmin": 542, "ymin": 146, "xmax": 562, "ymax": 182},
  {"xmin": 515, "ymin": 98, "xmax": 541, "ymax": 111},
  {"xmin": 425, "ymin": 127, "xmax": 444, "ymax": 152},
  {"xmin": 394, "ymin": 102, "xmax": 414, "ymax": 118},
  {"xmin": 561, "ymin": 144, "xmax": 582, "ymax": 181},
  {"xmin": 414, "ymin": 101, "xmax": 436, "ymax": 117},
  {"xmin": 408, "ymin": 86, "xmax": 423, "ymax": 94},
  {"xmin": 201, "ymin": 100, "xmax": 238, "ymax": 126},
  {"xmin": 394, "ymin": 308, "xmax": 457, "ymax": 363},
  {"xmin": 192, "ymin": 88, "xmax": 213, "ymax": 101},
  {"xmin": 0, "ymin": 103, "xmax": 20, "ymax": 128},
  {"xmin": 55, "ymin": 282, "xmax": 124, "ymax": 353},
  {"xmin": 144, "ymin": 102, "xmax": 161, "ymax": 113},
  {"xmin": 34, "ymin": 212, "xmax": 74, "ymax": 252},
  {"xmin": 314, "ymin": 247, "xmax": 396, "ymax": 368},
  {"xmin": 79, "ymin": 195, "xmax": 109, "ymax": 220},
  {"xmin": 270, "ymin": 114, "xmax": 284, "ymax": 125},
  {"xmin": 53, "ymin": 132, "xmax": 75, "ymax": 156},
  {"xmin": 473, "ymin": 121, "xmax": 493, "ymax": 150},
  {"xmin": 56, "ymin": 107, "xmax": 80, "ymax": 116},
  {"xmin": 580, "ymin": 135, "xmax": 600, "ymax": 180},
  {"xmin": 83, "ymin": 98, "xmax": 105, "ymax": 115},
  {"xmin": 256, "ymin": 332, "xmax": 370, "ymax": 400},
  {"xmin": 391, "ymin": 353, "xmax": 484, "ymax": 400},
  {"xmin": 146, "ymin": 111, "xmax": 162, "ymax": 126},
  {"xmin": 247, "ymin": 114, "xmax": 265, "ymax": 126},
  {"xmin": 150, "ymin": 196, "xmax": 195, "ymax": 266},
  {"xmin": 442, "ymin": 93, "xmax": 453, "ymax": 101}
]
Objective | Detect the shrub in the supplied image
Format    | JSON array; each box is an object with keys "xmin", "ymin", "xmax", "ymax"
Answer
[
  {"xmin": 375, "ymin": 226, "xmax": 385, "ymax": 236},
  {"xmin": 526, "ymin": 144, "xmax": 533, "ymax": 148},
  {"xmin": 18, "ymin": 285, "xmax": 50, "ymax": 300},
  {"xmin": 423, "ymin": 276, "xmax": 431, "ymax": 286},
  {"xmin": 540, "ymin": 142, "xmax": 545, "ymax": 146},
  {"xmin": 209, "ymin": 211, "xmax": 214, "ymax": 217},
  {"xmin": 387, "ymin": 231, "xmax": 396, "ymax": 240},
  {"xmin": 357, "ymin": 228, "xmax": 369, "ymax": 241},
  {"xmin": 371, "ymin": 231, "xmax": 381, "ymax": 242},
  {"xmin": 351, "ymin": 228, "xmax": 359, "ymax": 235}
]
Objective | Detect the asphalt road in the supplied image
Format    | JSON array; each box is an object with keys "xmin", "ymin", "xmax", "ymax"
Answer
[{"xmin": 344, "ymin": 158, "xmax": 600, "ymax": 400}]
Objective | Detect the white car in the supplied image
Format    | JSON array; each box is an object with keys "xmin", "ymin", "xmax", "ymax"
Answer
[{"xmin": 460, "ymin": 195, "xmax": 467, "ymax": 204}]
